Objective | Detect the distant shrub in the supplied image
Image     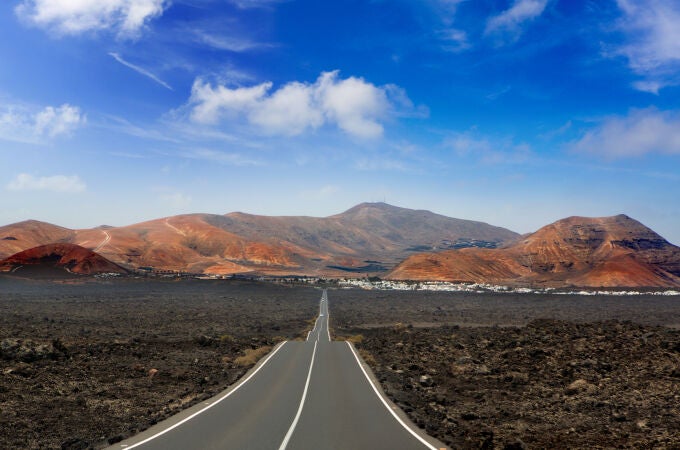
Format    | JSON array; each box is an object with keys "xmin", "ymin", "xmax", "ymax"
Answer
[
  {"xmin": 346, "ymin": 334, "xmax": 364, "ymax": 344},
  {"xmin": 234, "ymin": 346, "xmax": 272, "ymax": 367}
]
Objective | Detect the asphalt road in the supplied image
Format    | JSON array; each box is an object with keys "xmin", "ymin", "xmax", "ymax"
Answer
[{"xmin": 111, "ymin": 290, "xmax": 444, "ymax": 450}]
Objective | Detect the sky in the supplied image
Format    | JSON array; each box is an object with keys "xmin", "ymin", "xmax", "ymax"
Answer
[{"xmin": 1, "ymin": 0, "xmax": 679, "ymax": 244}]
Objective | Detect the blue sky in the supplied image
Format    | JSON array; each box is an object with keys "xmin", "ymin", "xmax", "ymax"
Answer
[{"xmin": 1, "ymin": 0, "xmax": 679, "ymax": 244}]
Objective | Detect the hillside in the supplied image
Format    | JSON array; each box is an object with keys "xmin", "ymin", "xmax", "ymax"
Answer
[
  {"xmin": 0, "ymin": 203, "xmax": 518, "ymax": 276},
  {"xmin": 0, "ymin": 243, "xmax": 128, "ymax": 276},
  {"xmin": 388, "ymin": 215, "xmax": 680, "ymax": 288}
]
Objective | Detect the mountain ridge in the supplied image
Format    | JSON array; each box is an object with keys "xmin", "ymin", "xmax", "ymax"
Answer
[
  {"xmin": 0, "ymin": 203, "xmax": 518, "ymax": 277},
  {"xmin": 388, "ymin": 214, "xmax": 680, "ymax": 288}
]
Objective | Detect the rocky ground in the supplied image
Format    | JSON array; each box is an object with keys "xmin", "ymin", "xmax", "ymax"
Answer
[
  {"xmin": 330, "ymin": 289, "xmax": 680, "ymax": 449},
  {"xmin": 3, "ymin": 278, "xmax": 680, "ymax": 449},
  {"xmin": 0, "ymin": 276, "xmax": 319, "ymax": 449}
]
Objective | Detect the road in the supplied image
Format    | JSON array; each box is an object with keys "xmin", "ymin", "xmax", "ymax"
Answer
[{"xmin": 111, "ymin": 290, "xmax": 444, "ymax": 450}]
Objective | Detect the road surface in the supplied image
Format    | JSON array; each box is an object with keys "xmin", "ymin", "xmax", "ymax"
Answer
[{"xmin": 111, "ymin": 290, "xmax": 444, "ymax": 450}]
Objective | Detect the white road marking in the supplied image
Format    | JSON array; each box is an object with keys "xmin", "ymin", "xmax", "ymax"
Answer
[
  {"xmin": 326, "ymin": 312, "xmax": 331, "ymax": 342},
  {"xmin": 122, "ymin": 341, "xmax": 289, "ymax": 449},
  {"xmin": 278, "ymin": 340, "xmax": 318, "ymax": 450},
  {"xmin": 346, "ymin": 342, "xmax": 437, "ymax": 450},
  {"xmin": 11, "ymin": 265, "xmax": 23, "ymax": 273}
]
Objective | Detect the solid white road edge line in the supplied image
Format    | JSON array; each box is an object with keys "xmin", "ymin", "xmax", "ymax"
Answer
[
  {"xmin": 278, "ymin": 339, "xmax": 318, "ymax": 450},
  {"xmin": 325, "ymin": 312, "xmax": 331, "ymax": 342},
  {"xmin": 122, "ymin": 340, "xmax": 289, "ymax": 449},
  {"xmin": 346, "ymin": 342, "xmax": 438, "ymax": 450}
]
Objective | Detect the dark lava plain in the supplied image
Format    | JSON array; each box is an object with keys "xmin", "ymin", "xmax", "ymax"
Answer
[
  {"xmin": 0, "ymin": 275, "xmax": 319, "ymax": 449},
  {"xmin": 330, "ymin": 288, "xmax": 680, "ymax": 449}
]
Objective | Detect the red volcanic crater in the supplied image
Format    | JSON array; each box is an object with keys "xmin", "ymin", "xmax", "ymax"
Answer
[{"xmin": 0, "ymin": 243, "xmax": 128, "ymax": 275}]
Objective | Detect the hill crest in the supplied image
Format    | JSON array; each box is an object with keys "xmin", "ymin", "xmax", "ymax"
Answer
[{"xmin": 388, "ymin": 215, "xmax": 680, "ymax": 288}]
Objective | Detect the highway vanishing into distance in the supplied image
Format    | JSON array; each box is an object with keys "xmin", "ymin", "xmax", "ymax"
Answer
[{"xmin": 112, "ymin": 290, "xmax": 444, "ymax": 450}]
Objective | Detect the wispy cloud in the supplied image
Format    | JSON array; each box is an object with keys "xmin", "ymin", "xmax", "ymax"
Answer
[
  {"xmin": 193, "ymin": 30, "xmax": 271, "ymax": 52},
  {"xmin": 355, "ymin": 158, "xmax": 409, "ymax": 172},
  {"xmin": 160, "ymin": 192, "xmax": 192, "ymax": 208},
  {"xmin": 612, "ymin": 0, "xmax": 680, "ymax": 93},
  {"xmin": 101, "ymin": 115, "xmax": 180, "ymax": 142},
  {"xmin": 485, "ymin": 85, "xmax": 512, "ymax": 101},
  {"xmin": 109, "ymin": 52, "xmax": 172, "ymax": 90},
  {"xmin": 485, "ymin": 0, "xmax": 548, "ymax": 45},
  {"xmin": 15, "ymin": 0, "xmax": 169, "ymax": 38},
  {"xmin": 0, "ymin": 103, "xmax": 85, "ymax": 144},
  {"xmin": 438, "ymin": 28, "xmax": 471, "ymax": 53},
  {"xmin": 229, "ymin": 0, "xmax": 284, "ymax": 9},
  {"xmin": 444, "ymin": 131, "xmax": 532, "ymax": 164},
  {"xmin": 7, "ymin": 173, "xmax": 86, "ymax": 193},
  {"xmin": 570, "ymin": 107, "xmax": 680, "ymax": 158},
  {"xmin": 299, "ymin": 185, "xmax": 340, "ymax": 200},
  {"xmin": 181, "ymin": 148, "xmax": 262, "ymax": 166}
]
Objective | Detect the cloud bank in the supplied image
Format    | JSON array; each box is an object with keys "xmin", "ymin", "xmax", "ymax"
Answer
[
  {"xmin": 187, "ymin": 71, "xmax": 418, "ymax": 139},
  {"xmin": 15, "ymin": 0, "xmax": 168, "ymax": 37}
]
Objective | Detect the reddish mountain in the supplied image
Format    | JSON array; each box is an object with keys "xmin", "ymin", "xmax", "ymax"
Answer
[
  {"xmin": 0, "ymin": 203, "xmax": 518, "ymax": 276},
  {"xmin": 388, "ymin": 215, "xmax": 680, "ymax": 288},
  {"xmin": 0, "ymin": 220, "xmax": 75, "ymax": 258},
  {"xmin": 0, "ymin": 243, "xmax": 128, "ymax": 275}
]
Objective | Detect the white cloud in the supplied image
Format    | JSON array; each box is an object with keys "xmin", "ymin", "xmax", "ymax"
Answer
[
  {"xmin": 15, "ymin": 0, "xmax": 168, "ymax": 37},
  {"xmin": 571, "ymin": 108, "xmax": 680, "ymax": 158},
  {"xmin": 485, "ymin": 0, "xmax": 548, "ymax": 44},
  {"xmin": 109, "ymin": 52, "xmax": 172, "ymax": 90},
  {"xmin": 34, "ymin": 104, "xmax": 85, "ymax": 137},
  {"xmin": 187, "ymin": 71, "xmax": 416, "ymax": 139},
  {"xmin": 0, "ymin": 103, "xmax": 85, "ymax": 143},
  {"xmin": 614, "ymin": 0, "xmax": 680, "ymax": 93},
  {"xmin": 7, "ymin": 174, "xmax": 86, "ymax": 193}
]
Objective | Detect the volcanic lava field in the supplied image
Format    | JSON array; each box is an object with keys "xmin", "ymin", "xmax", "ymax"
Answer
[{"xmin": 1, "ymin": 276, "xmax": 680, "ymax": 449}]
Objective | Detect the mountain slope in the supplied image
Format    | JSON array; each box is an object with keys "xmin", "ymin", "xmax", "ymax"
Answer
[
  {"xmin": 388, "ymin": 215, "xmax": 680, "ymax": 288},
  {"xmin": 0, "ymin": 220, "xmax": 75, "ymax": 259},
  {"xmin": 0, "ymin": 204, "xmax": 519, "ymax": 276},
  {"xmin": 0, "ymin": 243, "xmax": 128, "ymax": 275}
]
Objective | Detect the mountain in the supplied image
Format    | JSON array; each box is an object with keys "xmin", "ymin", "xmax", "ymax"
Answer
[
  {"xmin": 0, "ymin": 220, "xmax": 75, "ymax": 256},
  {"xmin": 0, "ymin": 243, "xmax": 128, "ymax": 276},
  {"xmin": 0, "ymin": 203, "xmax": 518, "ymax": 276},
  {"xmin": 388, "ymin": 215, "xmax": 680, "ymax": 288}
]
